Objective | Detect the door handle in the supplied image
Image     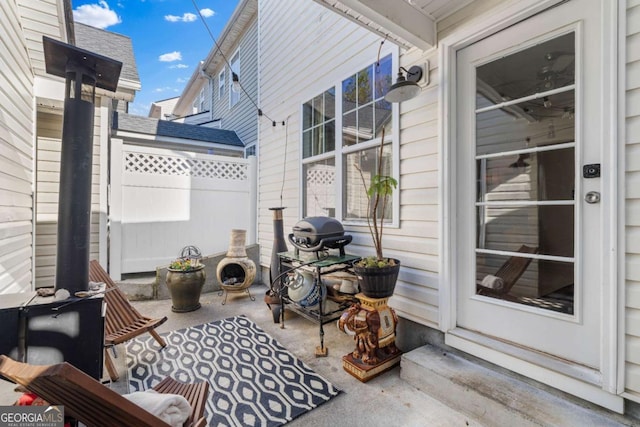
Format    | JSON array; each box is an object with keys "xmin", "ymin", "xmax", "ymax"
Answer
[{"xmin": 585, "ymin": 191, "xmax": 600, "ymax": 204}]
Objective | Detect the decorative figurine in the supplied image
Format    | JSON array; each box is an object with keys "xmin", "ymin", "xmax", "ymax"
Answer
[{"xmin": 338, "ymin": 293, "xmax": 402, "ymax": 382}]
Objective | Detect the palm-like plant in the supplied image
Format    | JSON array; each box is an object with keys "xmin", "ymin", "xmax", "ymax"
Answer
[{"xmin": 355, "ymin": 127, "xmax": 397, "ymax": 266}]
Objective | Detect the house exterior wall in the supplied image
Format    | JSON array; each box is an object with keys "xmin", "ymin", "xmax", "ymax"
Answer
[
  {"xmin": 257, "ymin": 0, "xmax": 439, "ymax": 327},
  {"xmin": 625, "ymin": 0, "xmax": 640, "ymax": 402},
  {"xmin": 16, "ymin": 0, "xmax": 68, "ymax": 77},
  {"xmin": 261, "ymin": 0, "xmax": 640, "ymax": 402},
  {"xmin": 210, "ymin": 14, "xmax": 259, "ymax": 149},
  {"xmin": 0, "ymin": 1, "xmax": 36, "ymax": 293},
  {"xmin": 34, "ymin": 107, "xmax": 103, "ymax": 288}
]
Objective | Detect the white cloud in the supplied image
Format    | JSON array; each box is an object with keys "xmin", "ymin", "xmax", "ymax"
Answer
[
  {"xmin": 169, "ymin": 64, "xmax": 189, "ymax": 69},
  {"xmin": 165, "ymin": 12, "xmax": 197, "ymax": 23},
  {"xmin": 73, "ymin": 1, "xmax": 121, "ymax": 29},
  {"xmin": 159, "ymin": 51, "xmax": 182, "ymax": 62},
  {"xmin": 153, "ymin": 87, "xmax": 174, "ymax": 93},
  {"xmin": 200, "ymin": 8, "xmax": 215, "ymax": 18},
  {"xmin": 177, "ymin": 77, "xmax": 187, "ymax": 83}
]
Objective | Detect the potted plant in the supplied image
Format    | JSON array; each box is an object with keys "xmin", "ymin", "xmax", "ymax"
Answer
[
  {"xmin": 165, "ymin": 246, "xmax": 206, "ymax": 312},
  {"xmin": 353, "ymin": 128, "xmax": 400, "ymax": 298}
]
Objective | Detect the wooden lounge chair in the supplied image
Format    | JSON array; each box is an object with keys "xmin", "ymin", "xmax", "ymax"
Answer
[
  {"xmin": 477, "ymin": 245, "xmax": 539, "ymax": 297},
  {"xmin": 89, "ymin": 260, "xmax": 168, "ymax": 382},
  {"xmin": 0, "ymin": 355, "xmax": 209, "ymax": 427}
]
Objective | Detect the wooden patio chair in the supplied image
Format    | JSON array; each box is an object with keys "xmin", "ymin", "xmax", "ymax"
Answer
[
  {"xmin": 89, "ymin": 260, "xmax": 168, "ymax": 382},
  {"xmin": 0, "ymin": 355, "xmax": 209, "ymax": 427},
  {"xmin": 477, "ymin": 245, "xmax": 539, "ymax": 297}
]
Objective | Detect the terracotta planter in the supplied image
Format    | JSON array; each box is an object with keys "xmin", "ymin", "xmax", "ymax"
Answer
[
  {"xmin": 353, "ymin": 259, "xmax": 400, "ymax": 298},
  {"xmin": 166, "ymin": 265, "xmax": 205, "ymax": 312}
]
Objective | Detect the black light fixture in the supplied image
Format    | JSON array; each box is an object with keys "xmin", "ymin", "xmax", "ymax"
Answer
[
  {"xmin": 231, "ymin": 71, "xmax": 241, "ymax": 93},
  {"xmin": 509, "ymin": 153, "xmax": 530, "ymax": 168},
  {"xmin": 384, "ymin": 65, "xmax": 424, "ymax": 103},
  {"xmin": 43, "ymin": 36, "xmax": 122, "ymax": 294}
]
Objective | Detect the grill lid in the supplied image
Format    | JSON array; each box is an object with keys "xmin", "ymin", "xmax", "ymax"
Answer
[{"xmin": 288, "ymin": 216, "xmax": 352, "ymax": 254}]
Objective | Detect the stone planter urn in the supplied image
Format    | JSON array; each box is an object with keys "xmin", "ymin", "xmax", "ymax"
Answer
[{"xmin": 166, "ymin": 246, "xmax": 205, "ymax": 312}]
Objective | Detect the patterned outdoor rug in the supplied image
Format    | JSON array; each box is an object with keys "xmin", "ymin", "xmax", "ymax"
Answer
[{"xmin": 125, "ymin": 315, "xmax": 341, "ymax": 426}]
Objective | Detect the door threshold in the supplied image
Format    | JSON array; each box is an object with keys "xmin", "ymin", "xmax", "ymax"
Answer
[{"xmin": 446, "ymin": 328, "xmax": 623, "ymax": 413}]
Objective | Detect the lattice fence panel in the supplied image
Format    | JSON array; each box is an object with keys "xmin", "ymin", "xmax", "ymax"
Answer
[
  {"xmin": 306, "ymin": 168, "xmax": 335, "ymax": 185},
  {"xmin": 124, "ymin": 152, "xmax": 248, "ymax": 180}
]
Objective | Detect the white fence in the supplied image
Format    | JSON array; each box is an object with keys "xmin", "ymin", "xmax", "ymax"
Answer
[{"xmin": 109, "ymin": 141, "xmax": 257, "ymax": 280}]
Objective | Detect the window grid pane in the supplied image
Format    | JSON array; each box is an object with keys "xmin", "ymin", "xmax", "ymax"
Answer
[
  {"xmin": 302, "ymin": 87, "xmax": 336, "ymax": 159},
  {"xmin": 303, "ymin": 158, "xmax": 336, "ymax": 217},
  {"xmin": 343, "ymin": 143, "xmax": 392, "ymax": 221}
]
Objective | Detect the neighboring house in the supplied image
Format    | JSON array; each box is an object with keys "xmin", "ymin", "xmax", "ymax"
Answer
[
  {"xmin": 256, "ymin": 0, "xmax": 640, "ymax": 416},
  {"xmin": 149, "ymin": 96, "xmax": 180, "ymax": 120},
  {"xmin": 170, "ymin": 61, "xmax": 212, "ymax": 126},
  {"xmin": 171, "ymin": 0, "xmax": 259, "ymax": 157},
  {"xmin": 0, "ymin": 1, "xmax": 137, "ymax": 292}
]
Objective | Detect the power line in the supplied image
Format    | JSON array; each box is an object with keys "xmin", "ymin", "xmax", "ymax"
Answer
[{"xmin": 191, "ymin": 0, "xmax": 283, "ymax": 126}]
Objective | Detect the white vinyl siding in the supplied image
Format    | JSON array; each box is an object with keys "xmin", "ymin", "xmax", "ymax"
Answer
[
  {"xmin": 0, "ymin": 0, "xmax": 35, "ymax": 294},
  {"xmin": 16, "ymin": 0, "xmax": 67, "ymax": 77},
  {"xmin": 258, "ymin": 0, "xmax": 438, "ymax": 327},
  {"xmin": 210, "ymin": 15, "xmax": 259, "ymax": 148},
  {"xmin": 625, "ymin": 0, "xmax": 640, "ymax": 400}
]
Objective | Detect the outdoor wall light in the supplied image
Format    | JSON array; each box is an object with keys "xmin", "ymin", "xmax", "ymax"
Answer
[
  {"xmin": 232, "ymin": 72, "xmax": 241, "ymax": 93},
  {"xmin": 384, "ymin": 64, "xmax": 425, "ymax": 103}
]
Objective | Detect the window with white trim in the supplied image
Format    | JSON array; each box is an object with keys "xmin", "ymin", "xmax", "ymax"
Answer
[
  {"xmin": 230, "ymin": 51, "xmax": 240, "ymax": 107},
  {"xmin": 218, "ymin": 69, "xmax": 225, "ymax": 99},
  {"xmin": 302, "ymin": 88, "xmax": 336, "ymax": 217},
  {"xmin": 301, "ymin": 53, "xmax": 395, "ymax": 221},
  {"xmin": 198, "ymin": 88, "xmax": 205, "ymax": 112}
]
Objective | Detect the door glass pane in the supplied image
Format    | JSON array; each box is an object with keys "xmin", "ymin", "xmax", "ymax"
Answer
[
  {"xmin": 477, "ymin": 147, "xmax": 575, "ymax": 202},
  {"xmin": 476, "ymin": 253, "xmax": 573, "ymax": 315},
  {"xmin": 476, "ymin": 32, "xmax": 574, "ymax": 108},
  {"xmin": 474, "ymin": 32, "xmax": 575, "ymax": 312},
  {"xmin": 476, "ymin": 205, "xmax": 574, "ymax": 257},
  {"xmin": 476, "ymin": 90, "xmax": 575, "ymax": 156}
]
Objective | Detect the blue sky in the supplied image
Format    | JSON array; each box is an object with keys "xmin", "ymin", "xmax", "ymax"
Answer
[{"xmin": 71, "ymin": 0, "xmax": 240, "ymax": 116}]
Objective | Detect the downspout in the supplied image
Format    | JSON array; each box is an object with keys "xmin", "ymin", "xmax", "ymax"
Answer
[{"xmin": 199, "ymin": 67, "xmax": 214, "ymax": 121}]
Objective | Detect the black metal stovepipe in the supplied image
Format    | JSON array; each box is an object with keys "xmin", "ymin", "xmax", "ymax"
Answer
[
  {"xmin": 268, "ymin": 207, "xmax": 288, "ymax": 292},
  {"xmin": 55, "ymin": 61, "xmax": 96, "ymax": 295},
  {"xmin": 42, "ymin": 36, "xmax": 122, "ymax": 295}
]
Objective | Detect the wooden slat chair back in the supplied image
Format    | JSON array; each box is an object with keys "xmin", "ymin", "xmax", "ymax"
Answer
[
  {"xmin": 477, "ymin": 245, "xmax": 539, "ymax": 297},
  {"xmin": 89, "ymin": 260, "xmax": 168, "ymax": 381},
  {"xmin": 0, "ymin": 355, "xmax": 209, "ymax": 427}
]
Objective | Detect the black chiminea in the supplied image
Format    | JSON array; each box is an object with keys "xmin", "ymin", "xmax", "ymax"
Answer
[{"xmin": 43, "ymin": 37, "xmax": 122, "ymax": 294}]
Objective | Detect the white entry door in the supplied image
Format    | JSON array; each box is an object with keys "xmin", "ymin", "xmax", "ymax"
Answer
[{"xmin": 455, "ymin": 0, "xmax": 611, "ymax": 370}]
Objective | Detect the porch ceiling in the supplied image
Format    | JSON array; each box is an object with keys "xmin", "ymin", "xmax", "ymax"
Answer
[{"xmin": 312, "ymin": 0, "xmax": 474, "ymax": 50}]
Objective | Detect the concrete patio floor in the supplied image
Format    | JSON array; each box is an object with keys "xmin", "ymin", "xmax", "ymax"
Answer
[
  {"xmin": 1, "ymin": 283, "xmax": 638, "ymax": 426},
  {"xmin": 116, "ymin": 284, "xmax": 483, "ymax": 427},
  {"xmin": 0, "ymin": 283, "xmax": 480, "ymax": 426}
]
